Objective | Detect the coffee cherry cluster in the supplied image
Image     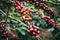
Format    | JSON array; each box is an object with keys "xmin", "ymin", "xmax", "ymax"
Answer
[
  {"xmin": 38, "ymin": 12, "xmax": 43, "ymax": 18},
  {"xmin": 13, "ymin": 1, "xmax": 30, "ymax": 15},
  {"xmin": 42, "ymin": 16, "xmax": 59, "ymax": 28},
  {"xmin": 37, "ymin": 11, "xmax": 59, "ymax": 28},
  {"xmin": 13, "ymin": 1, "xmax": 32, "ymax": 23},
  {"xmin": 26, "ymin": 0, "xmax": 59, "ymax": 18},
  {"xmin": 39, "ymin": 3, "xmax": 59, "ymax": 18},
  {"xmin": 0, "ymin": 22, "xmax": 9, "ymax": 37},
  {"xmin": 22, "ymin": 14, "xmax": 32, "ymax": 23},
  {"xmin": 26, "ymin": 25, "xmax": 40, "ymax": 36}
]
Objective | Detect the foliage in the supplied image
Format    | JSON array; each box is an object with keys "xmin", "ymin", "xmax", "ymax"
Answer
[{"xmin": 0, "ymin": 0, "xmax": 60, "ymax": 40}]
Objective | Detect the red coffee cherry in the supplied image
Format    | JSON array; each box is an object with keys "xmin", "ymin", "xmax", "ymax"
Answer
[
  {"xmin": 0, "ymin": 21, "xmax": 9, "ymax": 37},
  {"xmin": 26, "ymin": 25, "xmax": 40, "ymax": 36},
  {"xmin": 42, "ymin": 16, "xmax": 59, "ymax": 28}
]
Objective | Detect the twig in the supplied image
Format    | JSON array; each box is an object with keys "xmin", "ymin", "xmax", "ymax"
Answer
[
  {"xmin": 8, "ymin": 16, "xmax": 27, "ymax": 26},
  {"xmin": 0, "ymin": 9, "xmax": 27, "ymax": 26},
  {"xmin": 5, "ymin": 6, "xmax": 9, "ymax": 27}
]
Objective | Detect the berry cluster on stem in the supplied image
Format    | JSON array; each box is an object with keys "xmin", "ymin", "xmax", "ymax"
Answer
[
  {"xmin": 38, "ymin": 12, "xmax": 59, "ymax": 28},
  {"xmin": 0, "ymin": 21, "xmax": 9, "ymax": 37},
  {"xmin": 13, "ymin": 1, "xmax": 32, "ymax": 23},
  {"xmin": 26, "ymin": 25, "xmax": 40, "ymax": 36},
  {"xmin": 26, "ymin": 0, "xmax": 60, "ymax": 18}
]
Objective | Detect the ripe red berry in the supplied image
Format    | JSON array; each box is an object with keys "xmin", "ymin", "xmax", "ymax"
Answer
[
  {"xmin": 55, "ymin": 22, "xmax": 59, "ymax": 28},
  {"xmin": 15, "ymin": 7, "xmax": 19, "ymax": 10},
  {"xmin": 32, "ymin": 32, "xmax": 36, "ymax": 36},
  {"xmin": 33, "ymin": 25, "xmax": 37, "ymax": 29},
  {"xmin": 27, "ymin": 30, "xmax": 30, "ymax": 33},
  {"xmin": 30, "ymin": 28, "xmax": 33, "ymax": 31},
  {"xmin": 26, "ymin": 25, "xmax": 40, "ymax": 36},
  {"xmin": 37, "ymin": 31, "xmax": 40, "ymax": 34},
  {"xmin": 15, "ymin": 1, "xmax": 21, "ymax": 5},
  {"xmin": 18, "ymin": 11, "xmax": 21, "ymax": 13},
  {"xmin": 0, "ymin": 21, "xmax": 9, "ymax": 37},
  {"xmin": 42, "ymin": 16, "xmax": 59, "ymax": 28},
  {"xmin": 26, "ymin": 26, "xmax": 29, "ymax": 28},
  {"xmin": 34, "ymin": 29, "xmax": 37, "ymax": 32},
  {"xmin": 38, "ymin": 12, "xmax": 43, "ymax": 18},
  {"xmin": 39, "ymin": 3, "xmax": 45, "ymax": 7}
]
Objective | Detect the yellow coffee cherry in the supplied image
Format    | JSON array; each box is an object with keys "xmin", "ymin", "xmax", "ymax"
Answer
[{"xmin": 25, "ymin": 18, "xmax": 29, "ymax": 21}]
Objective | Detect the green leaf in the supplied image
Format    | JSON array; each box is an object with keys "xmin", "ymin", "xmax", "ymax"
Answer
[
  {"xmin": 10, "ymin": 6, "xmax": 15, "ymax": 12},
  {"xmin": 39, "ymin": 19, "xmax": 48, "ymax": 27},
  {"xmin": 27, "ymin": 35, "xmax": 32, "ymax": 40},
  {"xmin": 11, "ymin": 20, "xmax": 18, "ymax": 23},
  {"xmin": 0, "ymin": 2, "xmax": 3, "ymax": 6},
  {"xmin": 32, "ymin": 15, "xmax": 41, "ymax": 20},
  {"xmin": 58, "ymin": 18, "xmax": 60, "ymax": 22},
  {"xmin": 18, "ymin": 28, "xmax": 26, "ymax": 35},
  {"xmin": 6, "ymin": 26, "xmax": 11, "ymax": 32},
  {"xmin": 20, "ymin": 27, "xmax": 28, "ymax": 31},
  {"xmin": 48, "ymin": 28, "xmax": 54, "ymax": 32}
]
